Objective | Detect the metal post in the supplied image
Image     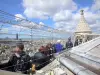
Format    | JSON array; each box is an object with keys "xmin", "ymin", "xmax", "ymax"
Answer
[{"xmin": 31, "ymin": 28, "xmax": 33, "ymax": 47}]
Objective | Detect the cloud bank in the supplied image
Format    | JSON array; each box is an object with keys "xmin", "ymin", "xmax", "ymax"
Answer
[{"xmin": 21, "ymin": 0, "xmax": 100, "ymax": 33}]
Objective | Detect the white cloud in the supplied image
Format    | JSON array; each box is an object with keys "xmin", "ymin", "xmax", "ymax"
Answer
[
  {"xmin": 53, "ymin": 10, "xmax": 72, "ymax": 22},
  {"xmin": 55, "ymin": 22, "xmax": 75, "ymax": 32},
  {"xmin": 54, "ymin": 8, "xmax": 100, "ymax": 33},
  {"xmin": 15, "ymin": 14, "xmax": 25, "ymax": 21},
  {"xmin": 14, "ymin": 14, "xmax": 44, "ymax": 31},
  {"xmin": 14, "ymin": 14, "xmax": 40, "ymax": 29},
  {"xmin": 39, "ymin": 22, "xmax": 44, "ymax": 25},
  {"xmin": 0, "ymin": 14, "xmax": 26, "ymax": 34},
  {"xmin": 91, "ymin": 0, "xmax": 100, "ymax": 12},
  {"xmin": 22, "ymin": 0, "xmax": 100, "ymax": 33},
  {"xmin": 23, "ymin": 0, "xmax": 77, "ymax": 19},
  {"xmin": 11, "ymin": 25, "xmax": 28, "ymax": 31},
  {"xmin": 84, "ymin": 12, "xmax": 99, "ymax": 24}
]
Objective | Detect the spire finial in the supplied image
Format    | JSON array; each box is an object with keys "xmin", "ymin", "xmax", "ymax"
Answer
[{"xmin": 80, "ymin": 10, "xmax": 84, "ymax": 15}]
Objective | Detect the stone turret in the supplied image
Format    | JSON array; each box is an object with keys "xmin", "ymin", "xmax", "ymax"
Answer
[
  {"xmin": 74, "ymin": 10, "xmax": 93, "ymax": 45},
  {"xmin": 75, "ymin": 10, "xmax": 92, "ymax": 33}
]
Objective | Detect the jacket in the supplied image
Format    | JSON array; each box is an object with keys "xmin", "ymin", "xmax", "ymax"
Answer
[
  {"xmin": 66, "ymin": 41, "xmax": 73, "ymax": 49},
  {"xmin": 0, "ymin": 51, "xmax": 31, "ymax": 74},
  {"xmin": 55, "ymin": 43, "xmax": 63, "ymax": 53}
]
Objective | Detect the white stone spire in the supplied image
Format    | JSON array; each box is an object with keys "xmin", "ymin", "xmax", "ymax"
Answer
[{"xmin": 75, "ymin": 10, "xmax": 92, "ymax": 33}]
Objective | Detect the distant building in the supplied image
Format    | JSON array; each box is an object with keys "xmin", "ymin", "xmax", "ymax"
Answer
[{"xmin": 16, "ymin": 33, "xmax": 18, "ymax": 40}]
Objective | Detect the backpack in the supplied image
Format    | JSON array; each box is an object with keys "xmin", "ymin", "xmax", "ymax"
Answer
[{"xmin": 32, "ymin": 52, "xmax": 50, "ymax": 70}]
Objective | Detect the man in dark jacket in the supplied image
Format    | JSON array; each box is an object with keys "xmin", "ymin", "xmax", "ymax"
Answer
[
  {"xmin": 0, "ymin": 43, "xmax": 31, "ymax": 74},
  {"xmin": 66, "ymin": 37, "xmax": 73, "ymax": 49},
  {"xmin": 74, "ymin": 39, "xmax": 79, "ymax": 46}
]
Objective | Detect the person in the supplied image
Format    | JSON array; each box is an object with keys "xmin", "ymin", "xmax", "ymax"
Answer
[
  {"xmin": 0, "ymin": 43, "xmax": 31, "ymax": 74},
  {"xmin": 39, "ymin": 46, "xmax": 47, "ymax": 55},
  {"xmin": 45, "ymin": 43, "xmax": 54, "ymax": 59},
  {"xmin": 79, "ymin": 39, "xmax": 82, "ymax": 44},
  {"xmin": 66, "ymin": 37, "xmax": 73, "ymax": 49},
  {"xmin": 45, "ymin": 43, "xmax": 52, "ymax": 55},
  {"xmin": 54, "ymin": 40, "xmax": 63, "ymax": 53},
  {"xmin": 74, "ymin": 39, "xmax": 78, "ymax": 46},
  {"xmin": 52, "ymin": 42, "xmax": 56, "ymax": 53},
  {"xmin": 31, "ymin": 51, "xmax": 50, "ymax": 70}
]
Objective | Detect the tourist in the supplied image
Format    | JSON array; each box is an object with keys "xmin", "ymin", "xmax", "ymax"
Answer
[
  {"xmin": 0, "ymin": 43, "xmax": 31, "ymax": 74},
  {"xmin": 45, "ymin": 43, "xmax": 52, "ymax": 54},
  {"xmin": 79, "ymin": 39, "xmax": 82, "ymax": 44},
  {"xmin": 39, "ymin": 46, "xmax": 47, "ymax": 55},
  {"xmin": 45, "ymin": 43, "xmax": 54, "ymax": 58},
  {"xmin": 66, "ymin": 37, "xmax": 73, "ymax": 49},
  {"xmin": 32, "ymin": 51, "xmax": 50, "ymax": 70},
  {"xmin": 52, "ymin": 42, "xmax": 56, "ymax": 53},
  {"xmin": 74, "ymin": 39, "xmax": 79, "ymax": 46},
  {"xmin": 31, "ymin": 44, "xmax": 51, "ymax": 70},
  {"xmin": 54, "ymin": 40, "xmax": 63, "ymax": 53}
]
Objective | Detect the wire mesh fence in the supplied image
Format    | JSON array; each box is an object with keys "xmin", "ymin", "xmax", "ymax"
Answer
[
  {"xmin": 0, "ymin": 10, "xmax": 69, "ymax": 40},
  {"xmin": 0, "ymin": 10, "xmax": 70, "ymax": 64}
]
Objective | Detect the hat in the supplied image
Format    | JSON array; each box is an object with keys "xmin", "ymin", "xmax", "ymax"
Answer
[
  {"xmin": 57, "ymin": 40, "xmax": 61, "ymax": 43},
  {"xmin": 68, "ymin": 37, "xmax": 71, "ymax": 40}
]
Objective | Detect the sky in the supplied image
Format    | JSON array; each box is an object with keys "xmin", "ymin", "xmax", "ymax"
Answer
[{"xmin": 0, "ymin": 0, "xmax": 100, "ymax": 35}]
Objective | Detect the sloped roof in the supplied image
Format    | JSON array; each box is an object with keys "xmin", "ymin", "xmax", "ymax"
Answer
[
  {"xmin": 70, "ymin": 36, "xmax": 100, "ymax": 62},
  {"xmin": 75, "ymin": 10, "xmax": 92, "ymax": 33}
]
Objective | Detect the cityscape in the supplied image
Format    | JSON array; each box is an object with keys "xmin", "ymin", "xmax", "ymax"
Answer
[{"xmin": 0, "ymin": 0, "xmax": 100, "ymax": 75}]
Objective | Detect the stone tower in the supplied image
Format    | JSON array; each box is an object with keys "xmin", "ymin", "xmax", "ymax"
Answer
[
  {"xmin": 75, "ymin": 10, "xmax": 92, "ymax": 33},
  {"xmin": 74, "ymin": 10, "xmax": 92, "ymax": 45}
]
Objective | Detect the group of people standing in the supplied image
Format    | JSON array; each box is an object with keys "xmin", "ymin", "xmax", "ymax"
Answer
[
  {"xmin": 0, "ymin": 37, "xmax": 74, "ymax": 74},
  {"xmin": 54, "ymin": 37, "xmax": 73, "ymax": 53},
  {"xmin": 38, "ymin": 37, "xmax": 74, "ymax": 55}
]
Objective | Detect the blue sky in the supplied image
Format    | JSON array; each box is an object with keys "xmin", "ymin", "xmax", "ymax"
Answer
[
  {"xmin": 0, "ymin": 0, "xmax": 23, "ymax": 14},
  {"xmin": 0, "ymin": 0, "xmax": 100, "ymax": 39},
  {"xmin": 0, "ymin": 0, "xmax": 56, "ymax": 28},
  {"xmin": 74, "ymin": 0, "xmax": 93, "ymax": 8}
]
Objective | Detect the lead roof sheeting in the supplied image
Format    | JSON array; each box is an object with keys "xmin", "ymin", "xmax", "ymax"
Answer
[{"xmin": 70, "ymin": 36, "xmax": 100, "ymax": 60}]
